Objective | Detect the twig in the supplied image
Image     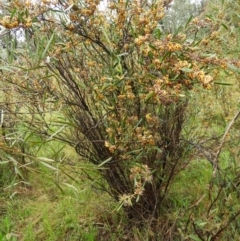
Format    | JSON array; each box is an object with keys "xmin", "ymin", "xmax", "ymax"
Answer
[
  {"xmin": 181, "ymin": 138, "xmax": 215, "ymax": 165},
  {"xmin": 207, "ymin": 185, "xmax": 223, "ymax": 218},
  {"xmin": 192, "ymin": 220, "xmax": 205, "ymax": 241},
  {"xmin": 212, "ymin": 109, "xmax": 240, "ymax": 177},
  {"xmin": 187, "ymin": 194, "xmax": 206, "ymax": 210},
  {"xmin": 211, "ymin": 209, "xmax": 240, "ymax": 240}
]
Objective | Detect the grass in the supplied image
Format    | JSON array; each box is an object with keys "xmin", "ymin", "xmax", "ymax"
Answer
[
  {"xmin": 0, "ymin": 147, "xmax": 238, "ymax": 241},
  {"xmin": 0, "ymin": 78, "xmax": 239, "ymax": 241},
  {"xmin": 0, "ymin": 173, "xmax": 106, "ymax": 241}
]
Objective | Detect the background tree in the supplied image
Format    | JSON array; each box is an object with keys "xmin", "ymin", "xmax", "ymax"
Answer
[{"xmin": 162, "ymin": 0, "xmax": 206, "ymax": 32}]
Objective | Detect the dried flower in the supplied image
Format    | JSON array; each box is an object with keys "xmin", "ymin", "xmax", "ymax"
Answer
[{"xmin": 119, "ymin": 194, "xmax": 133, "ymax": 206}]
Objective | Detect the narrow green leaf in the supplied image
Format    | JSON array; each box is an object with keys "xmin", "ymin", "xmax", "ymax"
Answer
[
  {"xmin": 0, "ymin": 161, "xmax": 10, "ymax": 164},
  {"xmin": 134, "ymin": 118, "xmax": 143, "ymax": 129},
  {"xmin": 49, "ymin": 9, "xmax": 63, "ymax": 13},
  {"xmin": 235, "ymin": 12, "xmax": 240, "ymax": 19},
  {"xmin": 52, "ymin": 181, "xmax": 65, "ymax": 194},
  {"xmin": 47, "ymin": 125, "xmax": 66, "ymax": 141},
  {"xmin": 149, "ymin": 44, "xmax": 157, "ymax": 51},
  {"xmin": 214, "ymin": 82, "xmax": 232, "ymax": 86},
  {"xmin": 6, "ymin": 233, "xmax": 13, "ymax": 240},
  {"xmin": 10, "ymin": 8, "xmax": 17, "ymax": 20},
  {"xmin": 145, "ymin": 91, "xmax": 155, "ymax": 102},
  {"xmin": 39, "ymin": 161, "xmax": 58, "ymax": 171},
  {"xmin": 221, "ymin": 23, "xmax": 228, "ymax": 30},
  {"xmin": 193, "ymin": 39, "xmax": 202, "ymax": 47},
  {"xmin": 127, "ymin": 149, "xmax": 142, "ymax": 155},
  {"xmin": 197, "ymin": 222, "xmax": 208, "ymax": 227},
  {"xmin": 181, "ymin": 67, "xmax": 193, "ymax": 73},
  {"xmin": 16, "ymin": 65, "xmax": 46, "ymax": 71},
  {"xmin": 188, "ymin": 234, "xmax": 203, "ymax": 241},
  {"xmin": 227, "ymin": 63, "xmax": 240, "ymax": 73},
  {"xmin": 37, "ymin": 157, "xmax": 55, "ymax": 162},
  {"xmin": 41, "ymin": 33, "xmax": 55, "ymax": 61},
  {"xmin": 98, "ymin": 157, "xmax": 112, "ymax": 167},
  {"xmin": 0, "ymin": 66, "xmax": 15, "ymax": 72},
  {"xmin": 62, "ymin": 182, "xmax": 78, "ymax": 192},
  {"xmin": 14, "ymin": 166, "xmax": 24, "ymax": 179},
  {"xmin": 153, "ymin": 28, "xmax": 161, "ymax": 39},
  {"xmin": 173, "ymin": 25, "xmax": 183, "ymax": 37},
  {"xmin": 54, "ymin": 120, "xmax": 78, "ymax": 128},
  {"xmin": 125, "ymin": 0, "xmax": 130, "ymax": 8},
  {"xmin": 115, "ymin": 202, "xmax": 124, "ymax": 212},
  {"xmin": 18, "ymin": 11, "xmax": 24, "ymax": 22},
  {"xmin": 185, "ymin": 15, "xmax": 193, "ymax": 28}
]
